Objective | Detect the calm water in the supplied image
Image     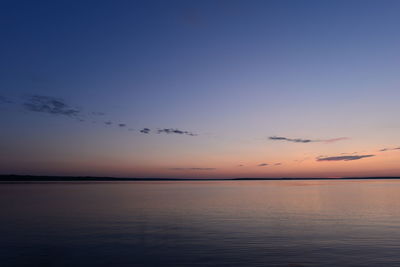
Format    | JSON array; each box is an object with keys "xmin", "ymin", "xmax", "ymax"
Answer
[{"xmin": 1, "ymin": 180, "xmax": 400, "ymax": 266}]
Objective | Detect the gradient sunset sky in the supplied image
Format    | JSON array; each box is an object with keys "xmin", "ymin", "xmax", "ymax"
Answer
[{"xmin": 1, "ymin": 0, "xmax": 400, "ymax": 178}]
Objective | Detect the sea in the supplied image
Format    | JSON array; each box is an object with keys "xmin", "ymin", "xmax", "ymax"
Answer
[{"xmin": 1, "ymin": 180, "xmax": 400, "ymax": 266}]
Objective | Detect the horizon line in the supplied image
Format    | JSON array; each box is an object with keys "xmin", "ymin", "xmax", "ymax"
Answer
[{"xmin": 2, "ymin": 174, "xmax": 400, "ymax": 182}]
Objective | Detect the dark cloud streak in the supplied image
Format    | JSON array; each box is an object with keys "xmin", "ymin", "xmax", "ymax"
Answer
[
  {"xmin": 380, "ymin": 147, "xmax": 400, "ymax": 152},
  {"xmin": 317, "ymin": 155, "xmax": 375, "ymax": 162},
  {"xmin": 269, "ymin": 136, "xmax": 349, "ymax": 144},
  {"xmin": 140, "ymin": 128, "xmax": 150, "ymax": 134},
  {"xmin": 158, "ymin": 128, "xmax": 197, "ymax": 136},
  {"xmin": 23, "ymin": 95, "xmax": 80, "ymax": 117},
  {"xmin": 269, "ymin": 136, "xmax": 313, "ymax": 143}
]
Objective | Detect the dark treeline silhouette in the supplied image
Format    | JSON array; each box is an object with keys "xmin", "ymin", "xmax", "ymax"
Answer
[{"xmin": 1, "ymin": 175, "xmax": 400, "ymax": 182}]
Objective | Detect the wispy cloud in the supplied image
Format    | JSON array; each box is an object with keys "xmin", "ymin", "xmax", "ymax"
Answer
[
  {"xmin": 23, "ymin": 95, "xmax": 80, "ymax": 117},
  {"xmin": 258, "ymin": 163, "xmax": 269, "ymax": 166},
  {"xmin": 158, "ymin": 128, "xmax": 197, "ymax": 136},
  {"xmin": 0, "ymin": 96, "xmax": 13, "ymax": 104},
  {"xmin": 269, "ymin": 136, "xmax": 349, "ymax": 144},
  {"xmin": 317, "ymin": 154, "xmax": 375, "ymax": 162},
  {"xmin": 269, "ymin": 136, "xmax": 313, "ymax": 143},
  {"xmin": 169, "ymin": 167, "xmax": 216, "ymax": 171},
  {"xmin": 380, "ymin": 147, "xmax": 400, "ymax": 152},
  {"xmin": 324, "ymin": 137, "xmax": 350, "ymax": 143},
  {"xmin": 8, "ymin": 94, "xmax": 199, "ymax": 138},
  {"xmin": 274, "ymin": 163, "xmax": 282, "ymax": 166},
  {"xmin": 140, "ymin": 128, "xmax": 151, "ymax": 134},
  {"xmin": 138, "ymin": 128, "xmax": 197, "ymax": 136}
]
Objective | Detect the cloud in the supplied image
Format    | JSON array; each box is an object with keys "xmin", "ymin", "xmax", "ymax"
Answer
[
  {"xmin": 12, "ymin": 95, "xmax": 201, "ymax": 138},
  {"xmin": 269, "ymin": 136, "xmax": 348, "ymax": 144},
  {"xmin": 169, "ymin": 168, "xmax": 216, "ymax": 171},
  {"xmin": 140, "ymin": 128, "xmax": 151, "ymax": 134},
  {"xmin": 139, "ymin": 128, "xmax": 196, "ymax": 135},
  {"xmin": 23, "ymin": 95, "xmax": 80, "ymax": 117},
  {"xmin": 380, "ymin": 147, "xmax": 400, "ymax": 152},
  {"xmin": 0, "ymin": 96, "xmax": 13, "ymax": 104},
  {"xmin": 324, "ymin": 137, "xmax": 350, "ymax": 143},
  {"xmin": 274, "ymin": 163, "xmax": 282, "ymax": 166},
  {"xmin": 17, "ymin": 95, "xmax": 202, "ymax": 137},
  {"xmin": 269, "ymin": 136, "xmax": 314, "ymax": 143},
  {"xmin": 258, "ymin": 163, "xmax": 269, "ymax": 166},
  {"xmin": 157, "ymin": 128, "xmax": 197, "ymax": 136},
  {"xmin": 316, "ymin": 154, "xmax": 375, "ymax": 162}
]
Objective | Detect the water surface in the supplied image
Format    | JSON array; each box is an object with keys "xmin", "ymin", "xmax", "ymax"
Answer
[{"xmin": 1, "ymin": 180, "xmax": 400, "ymax": 266}]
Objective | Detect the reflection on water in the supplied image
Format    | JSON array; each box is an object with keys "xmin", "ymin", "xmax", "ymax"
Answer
[{"xmin": 1, "ymin": 180, "xmax": 400, "ymax": 266}]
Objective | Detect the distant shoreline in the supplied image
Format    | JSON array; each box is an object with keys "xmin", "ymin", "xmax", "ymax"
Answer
[{"xmin": 1, "ymin": 175, "xmax": 400, "ymax": 182}]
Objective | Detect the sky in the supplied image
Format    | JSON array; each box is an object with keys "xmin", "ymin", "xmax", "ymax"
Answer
[{"xmin": 1, "ymin": 0, "xmax": 400, "ymax": 178}]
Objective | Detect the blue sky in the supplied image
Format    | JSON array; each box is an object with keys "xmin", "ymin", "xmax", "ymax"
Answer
[{"xmin": 1, "ymin": 0, "xmax": 400, "ymax": 177}]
